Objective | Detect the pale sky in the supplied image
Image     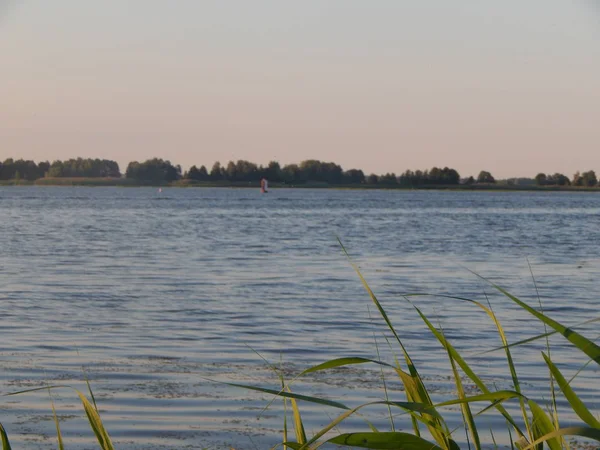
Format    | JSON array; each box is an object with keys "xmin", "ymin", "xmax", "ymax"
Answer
[{"xmin": 1, "ymin": 1, "xmax": 599, "ymax": 178}]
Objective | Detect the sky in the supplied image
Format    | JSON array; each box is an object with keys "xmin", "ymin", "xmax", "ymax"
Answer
[{"xmin": 1, "ymin": 1, "xmax": 599, "ymax": 178}]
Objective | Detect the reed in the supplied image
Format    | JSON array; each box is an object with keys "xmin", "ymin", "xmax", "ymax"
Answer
[
  {"xmin": 229, "ymin": 241, "xmax": 600, "ymax": 449},
  {"xmin": 1, "ymin": 241, "xmax": 598, "ymax": 449}
]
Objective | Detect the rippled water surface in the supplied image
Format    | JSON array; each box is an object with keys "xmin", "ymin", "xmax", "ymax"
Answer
[{"xmin": 0, "ymin": 187, "xmax": 598, "ymax": 449}]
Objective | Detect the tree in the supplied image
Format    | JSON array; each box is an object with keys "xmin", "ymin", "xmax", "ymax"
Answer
[
  {"xmin": 464, "ymin": 176, "xmax": 475, "ymax": 185},
  {"xmin": 573, "ymin": 171, "xmax": 597, "ymax": 187},
  {"xmin": 549, "ymin": 173, "xmax": 570, "ymax": 186},
  {"xmin": 366, "ymin": 174, "xmax": 379, "ymax": 184},
  {"xmin": 538, "ymin": 172, "xmax": 570, "ymax": 186},
  {"xmin": 198, "ymin": 165, "xmax": 208, "ymax": 180},
  {"xmin": 45, "ymin": 158, "xmax": 120, "ymax": 178},
  {"xmin": 379, "ymin": 173, "xmax": 397, "ymax": 185},
  {"xmin": 535, "ymin": 173, "xmax": 547, "ymax": 186},
  {"xmin": 224, "ymin": 161, "xmax": 237, "ymax": 181},
  {"xmin": 282, "ymin": 164, "xmax": 300, "ymax": 184},
  {"xmin": 477, "ymin": 171, "xmax": 495, "ymax": 184},
  {"xmin": 125, "ymin": 158, "xmax": 180, "ymax": 182},
  {"xmin": 266, "ymin": 161, "xmax": 283, "ymax": 182},
  {"xmin": 343, "ymin": 169, "xmax": 365, "ymax": 184},
  {"xmin": 185, "ymin": 165, "xmax": 206, "ymax": 181},
  {"xmin": 210, "ymin": 162, "xmax": 223, "ymax": 180},
  {"xmin": 581, "ymin": 170, "xmax": 598, "ymax": 187}
]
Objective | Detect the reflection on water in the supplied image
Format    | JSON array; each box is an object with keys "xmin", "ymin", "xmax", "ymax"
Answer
[{"xmin": 0, "ymin": 187, "xmax": 598, "ymax": 448}]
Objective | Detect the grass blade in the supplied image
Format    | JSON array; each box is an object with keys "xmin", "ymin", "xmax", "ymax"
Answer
[
  {"xmin": 338, "ymin": 239, "xmax": 451, "ymax": 448},
  {"xmin": 480, "ymin": 279, "xmax": 600, "ymax": 365},
  {"xmin": 411, "ymin": 304, "xmax": 526, "ymax": 439},
  {"xmin": 75, "ymin": 390, "xmax": 114, "ymax": 450},
  {"xmin": 528, "ymin": 399, "xmax": 561, "ymax": 450},
  {"xmin": 287, "ymin": 387, "xmax": 307, "ymax": 445},
  {"xmin": 542, "ymin": 352, "xmax": 600, "ymax": 428},
  {"xmin": 0, "ymin": 422, "xmax": 11, "ymax": 450},
  {"xmin": 50, "ymin": 395, "xmax": 65, "ymax": 450},
  {"xmin": 299, "ymin": 357, "xmax": 393, "ymax": 376},
  {"xmin": 219, "ymin": 381, "xmax": 351, "ymax": 410},
  {"xmin": 523, "ymin": 426, "xmax": 600, "ymax": 450},
  {"xmin": 476, "ymin": 316, "xmax": 600, "ymax": 356},
  {"xmin": 83, "ymin": 368, "xmax": 99, "ymax": 411},
  {"xmin": 440, "ymin": 324, "xmax": 481, "ymax": 450},
  {"xmin": 327, "ymin": 432, "xmax": 443, "ymax": 449}
]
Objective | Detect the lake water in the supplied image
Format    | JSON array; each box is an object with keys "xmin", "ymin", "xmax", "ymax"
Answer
[{"xmin": 0, "ymin": 187, "xmax": 598, "ymax": 449}]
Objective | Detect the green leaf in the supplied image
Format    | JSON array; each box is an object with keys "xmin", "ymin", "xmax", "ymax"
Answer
[
  {"xmin": 528, "ymin": 399, "xmax": 561, "ymax": 450},
  {"xmin": 411, "ymin": 304, "xmax": 527, "ymax": 439},
  {"xmin": 75, "ymin": 390, "xmax": 114, "ymax": 450},
  {"xmin": 327, "ymin": 432, "xmax": 444, "ymax": 449},
  {"xmin": 282, "ymin": 443, "xmax": 303, "ymax": 450},
  {"xmin": 486, "ymin": 282, "xmax": 600, "ymax": 366},
  {"xmin": 443, "ymin": 327, "xmax": 481, "ymax": 450},
  {"xmin": 0, "ymin": 422, "xmax": 11, "ymax": 450},
  {"xmin": 287, "ymin": 387, "xmax": 307, "ymax": 445},
  {"xmin": 220, "ymin": 381, "xmax": 350, "ymax": 410},
  {"xmin": 299, "ymin": 357, "xmax": 393, "ymax": 376},
  {"xmin": 523, "ymin": 426, "xmax": 600, "ymax": 450},
  {"xmin": 7, "ymin": 385, "xmax": 112, "ymax": 450},
  {"xmin": 542, "ymin": 352, "xmax": 600, "ymax": 428},
  {"xmin": 338, "ymin": 240, "xmax": 451, "ymax": 447},
  {"xmin": 50, "ymin": 398, "xmax": 65, "ymax": 450}
]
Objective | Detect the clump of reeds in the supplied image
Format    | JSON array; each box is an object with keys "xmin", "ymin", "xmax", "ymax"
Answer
[
  {"xmin": 229, "ymin": 241, "xmax": 600, "ymax": 450},
  {"xmin": 1, "ymin": 240, "xmax": 598, "ymax": 450}
]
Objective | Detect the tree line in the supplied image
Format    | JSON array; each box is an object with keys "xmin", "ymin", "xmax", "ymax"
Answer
[
  {"xmin": 183, "ymin": 160, "xmax": 466, "ymax": 186},
  {"xmin": 0, "ymin": 158, "xmax": 120, "ymax": 180},
  {"xmin": 2, "ymin": 157, "xmax": 600, "ymax": 187},
  {"xmin": 534, "ymin": 171, "xmax": 598, "ymax": 187}
]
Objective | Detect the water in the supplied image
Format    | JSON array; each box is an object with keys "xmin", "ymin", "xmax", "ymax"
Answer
[{"xmin": 0, "ymin": 187, "xmax": 598, "ymax": 449}]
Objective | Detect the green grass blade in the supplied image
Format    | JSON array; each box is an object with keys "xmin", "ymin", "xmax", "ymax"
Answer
[
  {"xmin": 542, "ymin": 352, "xmax": 600, "ymax": 428},
  {"xmin": 507, "ymin": 420, "xmax": 515, "ymax": 450},
  {"xmin": 490, "ymin": 429, "xmax": 498, "ymax": 450},
  {"xmin": 282, "ymin": 444, "xmax": 303, "ymax": 450},
  {"xmin": 473, "ymin": 317, "xmax": 600, "ymax": 356},
  {"xmin": 441, "ymin": 325, "xmax": 481, "ymax": 450},
  {"xmin": 0, "ymin": 422, "xmax": 11, "ymax": 450},
  {"xmin": 75, "ymin": 390, "xmax": 114, "ymax": 450},
  {"xmin": 568, "ymin": 356, "xmax": 595, "ymax": 384},
  {"xmin": 287, "ymin": 388, "xmax": 307, "ymax": 445},
  {"xmin": 50, "ymin": 396, "xmax": 65, "ymax": 450},
  {"xmin": 482, "ymin": 279, "xmax": 600, "ymax": 365},
  {"xmin": 528, "ymin": 399, "xmax": 561, "ymax": 450},
  {"xmin": 411, "ymin": 304, "xmax": 526, "ymax": 439},
  {"xmin": 372, "ymin": 326, "xmax": 395, "ymax": 432},
  {"xmin": 219, "ymin": 381, "xmax": 351, "ymax": 410},
  {"xmin": 7, "ymin": 385, "xmax": 113, "ymax": 450},
  {"xmin": 6, "ymin": 385, "xmax": 69, "ymax": 396},
  {"xmin": 296, "ymin": 400, "xmax": 445, "ymax": 450},
  {"xmin": 83, "ymin": 369, "xmax": 99, "ymax": 411},
  {"xmin": 283, "ymin": 396, "xmax": 289, "ymax": 450},
  {"xmin": 409, "ymin": 293, "xmax": 533, "ymax": 440},
  {"xmin": 327, "ymin": 432, "xmax": 443, "ymax": 449},
  {"xmin": 299, "ymin": 357, "xmax": 393, "ymax": 376},
  {"xmin": 527, "ymin": 260, "xmax": 560, "ymax": 437},
  {"xmin": 522, "ymin": 426, "xmax": 600, "ymax": 450},
  {"xmin": 338, "ymin": 239, "xmax": 451, "ymax": 447}
]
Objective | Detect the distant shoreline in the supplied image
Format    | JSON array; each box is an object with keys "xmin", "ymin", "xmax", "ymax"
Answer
[{"xmin": 2, "ymin": 177, "xmax": 600, "ymax": 192}]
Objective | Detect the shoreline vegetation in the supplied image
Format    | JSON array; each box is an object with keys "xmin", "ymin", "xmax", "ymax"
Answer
[
  {"xmin": 1, "ymin": 157, "xmax": 599, "ymax": 190},
  {"xmin": 4, "ymin": 177, "xmax": 600, "ymax": 191}
]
